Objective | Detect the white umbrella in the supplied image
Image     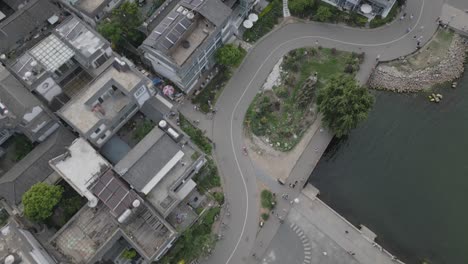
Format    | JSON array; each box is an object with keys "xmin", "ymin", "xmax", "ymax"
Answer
[
  {"xmin": 249, "ymin": 13, "xmax": 259, "ymax": 22},
  {"xmin": 360, "ymin": 4, "xmax": 372, "ymax": 14},
  {"xmin": 243, "ymin": 20, "xmax": 253, "ymax": 28}
]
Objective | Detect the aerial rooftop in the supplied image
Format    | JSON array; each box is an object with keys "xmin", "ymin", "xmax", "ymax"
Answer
[
  {"xmin": 63, "ymin": 0, "xmax": 111, "ymax": 16},
  {"xmin": 51, "ymin": 198, "xmax": 176, "ymax": 263},
  {"xmin": 55, "ymin": 16, "xmax": 109, "ymax": 59},
  {"xmin": 0, "ymin": 220, "xmax": 56, "ymax": 264},
  {"xmin": 114, "ymin": 125, "xmax": 204, "ymax": 216},
  {"xmin": 58, "ymin": 59, "xmax": 144, "ymax": 134},
  {"xmin": 142, "ymin": 0, "xmax": 231, "ymax": 66},
  {"xmin": 49, "ymin": 138, "xmax": 110, "ymax": 207}
]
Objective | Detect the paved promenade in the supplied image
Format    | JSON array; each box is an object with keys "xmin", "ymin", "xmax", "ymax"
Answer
[{"xmin": 289, "ymin": 185, "xmax": 403, "ymax": 264}]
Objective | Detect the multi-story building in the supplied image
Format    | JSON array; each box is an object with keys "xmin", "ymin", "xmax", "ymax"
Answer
[
  {"xmin": 0, "ymin": 63, "xmax": 59, "ymax": 145},
  {"xmin": 322, "ymin": 0, "xmax": 397, "ymax": 18},
  {"xmin": 56, "ymin": 0, "xmax": 125, "ymax": 27},
  {"xmin": 56, "ymin": 57, "xmax": 153, "ymax": 147},
  {"xmin": 8, "ymin": 16, "xmax": 153, "ymax": 148},
  {"xmin": 0, "ymin": 0, "xmax": 60, "ymax": 53},
  {"xmin": 9, "ymin": 16, "xmax": 114, "ymax": 109},
  {"xmin": 139, "ymin": 0, "xmax": 251, "ymax": 93},
  {"xmin": 114, "ymin": 123, "xmax": 205, "ymax": 218}
]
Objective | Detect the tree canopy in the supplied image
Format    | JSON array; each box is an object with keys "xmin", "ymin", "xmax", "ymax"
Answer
[
  {"xmin": 289, "ymin": 0, "xmax": 315, "ymax": 17},
  {"xmin": 22, "ymin": 183, "xmax": 63, "ymax": 222},
  {"xmin": 317, "ymin": 74, "xmax": 374, "ymax": 137},
  {"xmin": 215, "ymin": 44, "xmax": 246, "ymax": 67},
  {"xmin": 98, "ymin": 2, "xmax": 144, "ymax": 48},
  {"xmin": 315, "ymin": 6, "xmax": 333, "ymax": 22}
]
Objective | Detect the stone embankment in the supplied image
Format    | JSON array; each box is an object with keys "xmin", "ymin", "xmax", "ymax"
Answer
[{"xmin": 369, "ymin": 35, "xmax": 467, "ymax": 92}]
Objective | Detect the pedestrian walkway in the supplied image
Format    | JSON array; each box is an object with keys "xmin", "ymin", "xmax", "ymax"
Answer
[
  {"xmin": 288, "ymin": 184, "xmax": 404, "ymax": 264},
  {"xmin": 178, "ymin": 99, "xmax": 214, "ymax": 140},
  {"xmin": 440, "ymin": 3, "xmax": 468, "ymax": 36},
  {"xmin": 283, "ymin": 0, "xmax": 290, "ymax": 17},
  {"xmin": 290, "ymin": 223, "xmax": 312, "ymax": 264}
]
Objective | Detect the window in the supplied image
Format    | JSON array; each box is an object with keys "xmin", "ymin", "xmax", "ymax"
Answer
[{"xmin": 134, "ymin": 86, "xmax": 147, "ymax": 98}]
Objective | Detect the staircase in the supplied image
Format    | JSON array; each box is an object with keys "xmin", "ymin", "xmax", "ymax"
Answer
[{"xmin": 283, "ymin": 0, "xmax": 290, "ymax": 17}]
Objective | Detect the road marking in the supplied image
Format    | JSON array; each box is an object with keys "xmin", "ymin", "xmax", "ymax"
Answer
[{"xmin": 225, "ymin": 1, "xmax": 426, "ymax": 263}]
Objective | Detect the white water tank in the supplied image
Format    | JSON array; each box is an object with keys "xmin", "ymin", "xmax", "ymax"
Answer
[
  {"xmin": 117, "ymin": 209, "xmax": 132, "ymax": 223},
  {"xmin": 158, "ymin": 120, "xmax": 168, "ymax": 129},
  {"xmin": 132, "ymin": 199, "xmax": 141, "ymax": 208},
  {"xmin": 4, "ymin": 255, "xmax": 15, "ymax": 264}
]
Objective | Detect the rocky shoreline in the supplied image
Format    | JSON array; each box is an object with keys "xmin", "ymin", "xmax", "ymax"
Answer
[{"xmin": 368, "ymin": 34, "xmax": 468, "ymax": 92}]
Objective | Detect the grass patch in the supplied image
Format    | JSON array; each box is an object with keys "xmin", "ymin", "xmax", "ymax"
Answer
[
  {"xmin": 243, "ymin": 0, "xmax": 282, "ymax": 43},
  {"xmin": 193, "ymin": 159, "xmax": 221, "ymax": 193},
  {"xmin": 179, "ymin": 114, "xmax": 212, "ymax": 154},
  {"xmin": 13, "ymin": 134, "xmax": 34, "ymax": 161},
  {"xmin": 260, "ymin": 190, "xmax": 275, "ymax": 210},
  {"xmin": 192, "ymin": 67, "xmax": 232, "ymax": 113},
  {"xmin": 132, "ymin": 119, "xmax": 155, "ymax": 142},
  {"xmin": 245, "ymin": 47, "xmax": 363, "ymax": 151},
  {"xmin": 261, "ymin": 212, "xmax": 270, "ymax": 221},
  {"xmin": 370, "ymin": 3, "xmax": 399, "ymax": 28},
  {"xmin": 160, "ymin": 207, "xmax": 220, "ymax": 264}
]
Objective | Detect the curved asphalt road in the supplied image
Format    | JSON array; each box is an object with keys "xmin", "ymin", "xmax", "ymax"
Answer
[{"xmin": 207, "ymin": 1, "xmax": 443, "ymax": 263}]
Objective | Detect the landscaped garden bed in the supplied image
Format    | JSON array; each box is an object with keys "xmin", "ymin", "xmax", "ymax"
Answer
[
  {"xmin": 158, "ymin": 206, "xmax": 221, "ymax": 264},
  {"xmin": 179, "ymin": 114, "xmax": 213, "ymax": 154},
  {"xmin": 245, "ymin": 47, "xmax": 364, "ymax": 151},
  {"xmin": 192, "ymin": 66, "xmax": 232, "ymax": 113}
]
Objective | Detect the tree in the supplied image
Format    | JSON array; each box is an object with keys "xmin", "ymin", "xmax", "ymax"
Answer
[
  {"xmin": 317, "ymin": 74, "xmax": 374, "ymax": 137},
  {"xmin": 98, "ymin": 2, "xmax": 144, "ymax": 48},
  {"xmin": 22, "ymin": 183, "xmax": 63, "ymax": 222},
  {"xmin": 289, "ymin": 0, "xmax": 314, "ymax": 17},
  {"xmin": 215, "ymin": 44, "xmax": 245, "ymax": 67},
  {"xmin": 315, "ymin": 6, "xmax": 333, "ymax": 22}
]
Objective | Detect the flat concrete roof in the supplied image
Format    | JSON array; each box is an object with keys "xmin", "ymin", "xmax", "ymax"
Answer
[
  {"xmin": 49, "ymin": 138, "xmax": 110, "ymax": 206},
  {"xmin": 59, "ymin": 60, "xmax": 142, "ymax": 133},
  {"xmin": 75, "ymin": 0, "xmax": 109, "ymax": 15},
  {"xmin": 55, "ymin": 16, "xmax": 107, "ymax": 58}
]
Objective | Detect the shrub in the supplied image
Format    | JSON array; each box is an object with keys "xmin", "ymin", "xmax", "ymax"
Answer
[
  {"xmin": 261, "ymin": 213, "xmax": 270, "ymax": 221},
  {"xmin": 260, "ymin": 190, "xmax": 275, "ymax": 210},
  {"xmin": 213, "ymin": 192, "xmax": 225, "ymax": 205},
  {"xmin": 315, "ymin": 6, "xmax": 333, "ymax": 22}
]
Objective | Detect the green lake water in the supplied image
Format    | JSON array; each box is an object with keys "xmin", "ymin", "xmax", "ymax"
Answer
[{"xmin": 309, "ymin": 71, "xmax": 468, "ymax": 264}]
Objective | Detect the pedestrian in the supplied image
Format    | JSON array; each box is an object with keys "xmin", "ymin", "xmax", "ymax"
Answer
[
  {"xmin": 376, "ymin": 54, "xmax": 381, "ymax": 61},
  {"xmin": 345, "ymin": 230, "xmax": 349, "ymax": 234},
  {"xmin": 410, "ymin": 14, "xmax": 414, "ymax": 20},
  {"xmin": 413, "ymin": 35, "xmax": 417, "ymax": 39},
  {"xmin": 420, "ymin": 25, "xmax": 424, "ymax": 31},
  {"xmin": 315, "ymin": 40, "xmax": 318, "ymax": 45},
  {"xmin": 407, "ymin": 27, "xmax": 411, "ymax": 33}
]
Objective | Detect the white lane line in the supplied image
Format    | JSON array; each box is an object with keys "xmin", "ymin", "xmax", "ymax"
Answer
[{"xmin": 225, "ymin": 1, "xmax": 425, "ymax": 263}]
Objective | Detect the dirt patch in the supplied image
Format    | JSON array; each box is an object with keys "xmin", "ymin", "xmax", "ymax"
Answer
[{"xmin": 246, "ymin": 118, "xmax": 321, "ymax": 182}]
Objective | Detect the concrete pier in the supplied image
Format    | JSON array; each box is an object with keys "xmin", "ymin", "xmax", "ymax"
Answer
[{"xmin": 289, "ymin": 184, "xmax": 404, "ymax": 264}]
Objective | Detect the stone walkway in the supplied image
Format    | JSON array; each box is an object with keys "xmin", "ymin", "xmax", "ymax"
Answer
[{"xmin": 283, "ymin": 0, "xmax": 290, "ymax": 17}]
